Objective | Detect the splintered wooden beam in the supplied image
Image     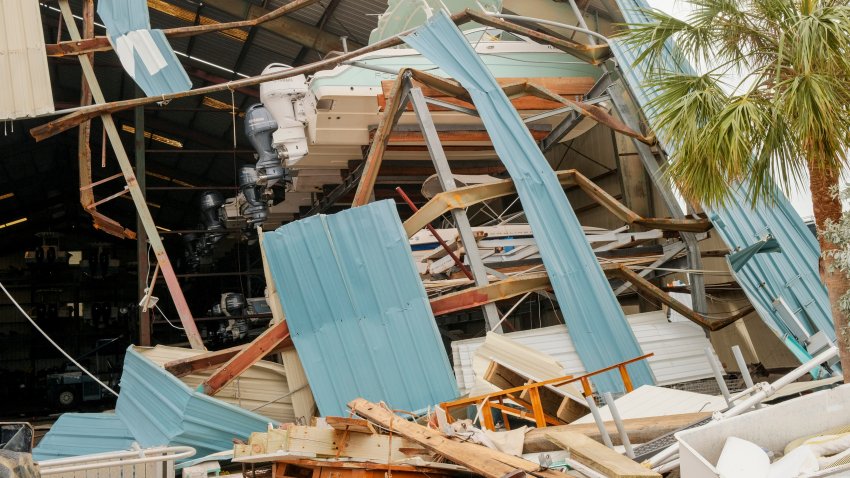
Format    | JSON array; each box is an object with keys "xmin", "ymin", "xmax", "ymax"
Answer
[
  {"xmin": 164, "ymin": 339, "xmax": 292, "ymax": 377},
  {"xmin": 199, "ymin": 320, "xmax": 291, "ymax": 395},
  {"xmin": 348, "ymin": 398, "xmax": 573, "ymax": 478},
  {"xmin": 44, "ymin": 0, "xmax": 322, "ymax": 57}
]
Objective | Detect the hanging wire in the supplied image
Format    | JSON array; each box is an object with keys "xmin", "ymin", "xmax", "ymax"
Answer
[
  {"xmin": 155, "ymin": 303, "xmax": 185, "ymax": 330},
  {"xmin": 0, "ymin": 281, "xmax": 119, "ymax": 397}
]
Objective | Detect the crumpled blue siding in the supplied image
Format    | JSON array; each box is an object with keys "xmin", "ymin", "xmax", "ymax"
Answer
[
  {"xmin": 611, "ymin": 0, "xmax": 834, "ymax": 344},
  {"xmin": 403, "ymin": 12, "xmax": 655, "ymax": 393},
  {"xmin": 34, "ymin": 347, "xmax": 274, "ymax": 461},
  {"xmin": 263, "ymin": 200, "xmax": 459, "ymax": 416},
  {"xmin": 97, "ymin": 0, "xmax": 191, "ymax": 96},
  {"xmin": 33, "ymin": 414, "xmax": 135, "ymax": 461}
]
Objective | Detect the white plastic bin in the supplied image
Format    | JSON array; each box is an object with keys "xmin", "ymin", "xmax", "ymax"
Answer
[{"xmin": 675, "ymin": 384, "xmax": 850, "ymax": 478}]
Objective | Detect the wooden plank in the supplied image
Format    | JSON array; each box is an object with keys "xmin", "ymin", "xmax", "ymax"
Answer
[
  {"xmin": 200, "ymin": 320, "xmax": 291, "ymax": 395},
  {"xmin": 546, "ymin": 431, "xmax": 660, "ymax": 478},
  {"xmin": 325, "ymin": 417, "xmax": 376, "ymax": 435},
  {"xmin": 285, "ymin": 426, "xmax": 413, "ymax": 462},
  {"xmin": 163, "ymin": 340, "xmax": 290, "ymax": 377},
  {"xmin": 523, "ymin": 412, "xmax": 710, "ymax": 451},
  {"xmin": 349, "ymin": 398, "xmax": 571, "ymax": 478}
]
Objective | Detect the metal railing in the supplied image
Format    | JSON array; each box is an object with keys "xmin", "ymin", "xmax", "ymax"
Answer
[{"xmin": 38, "ymin": 445, "xmax": 196, "ymax": 478}]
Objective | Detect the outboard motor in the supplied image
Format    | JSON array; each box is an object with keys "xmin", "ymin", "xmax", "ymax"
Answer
[
  {"xmin": 244, "ymin": 104, "xmax": 284, "ymax": 187},
  {"xmin": 211, "ymin": 292, "xmax": 247, "ymax": 317},
  {"xmin": 198, "ymin": 191, "xmax": 226, "ymax": 244},
  {"xmin": 258, "ymin": 63, "xmax": 310, "ymax": 166},
  {"xmin": 238, "ymin": 165, "xmax": 268, "ymax": 227},
  {"xmin": 182, "ymin": 233, "xmax": 201, "ymax": 272}
]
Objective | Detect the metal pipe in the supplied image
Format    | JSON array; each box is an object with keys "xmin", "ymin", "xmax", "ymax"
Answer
[
  {"xmin": 732, "ymin": 345, "xmax": 761, "ymax": 409},
  {"xmin": 396, "ymin": 187, "xmax": 474, "ymax": 280},
  {"xmin": 648, "ymin": 346, "xmax": 839, "ymax": 469},
  {"xmin": 584, "ymin": 395, "xmax": 614, "ymax": 448},
  {"xmin": 705, "ymin": 346, "xmax": 732, "ymax": 406},
  {"xmin": 603, "ymin": 392, "xmax": 634, "ymax": 458},
  {"xmin": 486, "ymin": 13, "xmax": 609, "ymax": 44}
]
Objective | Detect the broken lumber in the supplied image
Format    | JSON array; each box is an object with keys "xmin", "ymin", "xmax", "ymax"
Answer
[
  {"xmin": 546, "ymin": 431, "xmax": 660, "ymax": 478},
  {"xmin": 348, "ymin": 398, "xmax": 571, "ymax": 478},
  {"xmin": 286, "ymin": 426, "xmax": 414, "ymax": 462},
  {"xmin": 200, "ymin": 320, "xmax": 291, "ymax": 395},
  {"xmin": 326, "ymin": 417, "xmax": 376, "ymax": 435},
  {"xmin": 163, "ymin": 339, "xmax": 291, "ymax": 377},
  {"xmin": 523, "ymin": 412, "xmax": 711, "ymax": 451}
]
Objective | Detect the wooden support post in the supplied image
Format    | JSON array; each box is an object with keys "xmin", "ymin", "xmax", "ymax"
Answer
[
  {"xmin": 200, "ymin": 320, "xmax": 291, "ymax": 395},
  {"xmin": 57, "ymin": 0, "xmax": 204, "ymax": 349},
  {"xmin": 78, "ymin": 0, "xmax": 94, "ymax": 209},
  {"xmin": 480, "ymin": 400, "xmax": 496, "ymax": 431},
  {"xmin": 527, "ymin": 386, "xmax": 547, "ymax": 428}
]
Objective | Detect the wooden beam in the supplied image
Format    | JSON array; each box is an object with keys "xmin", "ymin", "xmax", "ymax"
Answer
[
  {"xmin": 523, "ymin": 412, "xmax": 711, "ymax": 451},
  {"xmin": 44, "ymin": 0, "xmax": 324, "ymax": 57},
  {"xmin": 484, "ymin": 362, "xmax": 588, "ymax": 423},
  {"xmin": 200, "ymin": 320, "xmax": 291, "ymax": 395},
  {"xmin": 348, "ymin": 398, "xmax": 573, "ymax": 478},
  {"xmin": 546, "ymin": 431, "xmax": 661, "ymax": 478},
  {"xmin": 164, "ymin": 340, "xmax": 292, "ymax": 378}
]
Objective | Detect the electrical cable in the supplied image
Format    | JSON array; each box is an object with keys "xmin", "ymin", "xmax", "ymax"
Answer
[
  {"xmin": 0, "ymin": 280, "xmax": 119, "ymax": 397},
  {"xmin": 155, "ymin": 303, "xmax": 185, "ymax": 330}
]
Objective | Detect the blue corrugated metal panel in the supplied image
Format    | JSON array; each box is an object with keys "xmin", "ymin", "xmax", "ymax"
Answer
[
  {"xmin": 403, "ymin": 12, "xmax": 655, "ymax": 394},
  {"xmin": 97, "ymin": 0, "xmax": 192, "ymax": 97},
  {"xmin": 34, "ymin": 347, "xmax": 275, "ymax": 460},
  {"xmin": 116, "ymin": 347, "xmax": 273, "ymax": 456},
  {"xmin": 262, "ymin": 200, "xmax": 459, "ymax": 416},
  {"xmin": 33, "ymin": 414, "xmax": 135, "ymax": 461},
  {"xmin": 610, "ymin": 0, "xmax": 834, "ymax": 345}
]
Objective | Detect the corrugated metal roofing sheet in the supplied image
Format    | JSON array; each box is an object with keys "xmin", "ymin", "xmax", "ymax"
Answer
[
  {"xmin": 34, "ymin": 347, "xmax": 275, "ymax": 461},
  {"xmin": 98, "ymin": 0, "xmax": 192, "ymax": 97},
  {"xmin": 452, "ymin": 311, "xmax": 716, "ymax": 394},
  {"xmin": 611, "ymin": 0, "xmax": 834, "ymax": 350},
  {"xmin": 0, "ymin": 0, "xmax": 54, "ymax": 120},
  {"xmin": 33, "ymin": 414, "xmax": 135, "ymax": 461},
  {"xmin": 404, "ymin": 12, "xmax": 654, "ymax": 394},
  {"xmin": 262, "ymin": 199, "xmax": 459, "ymax": 416}
]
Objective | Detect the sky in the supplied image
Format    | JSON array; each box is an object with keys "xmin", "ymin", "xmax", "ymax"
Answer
[{"xmin": 644, "ymin": 0, "xmax": 818, "ymax": 221}]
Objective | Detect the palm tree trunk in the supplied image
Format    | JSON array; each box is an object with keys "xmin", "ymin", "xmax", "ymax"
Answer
[{"xmin": 808, "ymin": 162, "xmax": 850, "ymax": 376}]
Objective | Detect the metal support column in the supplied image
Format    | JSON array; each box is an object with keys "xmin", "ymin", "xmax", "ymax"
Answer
[
  {"xmin": 135, "ymin": 87, "xmax": 151, "ymax": 346},
  {"xmin": 58, "ymin": 0, "xmax": 205, "ymax": 349},
  {"xmin": 408, "ymin": 87, "xmax": 503, "ymax": 332},
  {"xmin": 606, "ymin": 79, "xmax": 708, "ymax": 314}
]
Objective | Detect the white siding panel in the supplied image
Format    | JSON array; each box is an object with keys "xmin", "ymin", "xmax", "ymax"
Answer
[
  {"xmin": 451, "ymin": 311, "xmax": 718, "ymax": 394},
  {"xmin": 0, "ymin": 0, "xmax": 54, "ymax": 119}
]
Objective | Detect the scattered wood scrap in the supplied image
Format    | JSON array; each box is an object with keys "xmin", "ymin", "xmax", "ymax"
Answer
[
  {"xmin": 348, "ymin": 398, "xmax": 572, "ymax": 478},
  {"xmin": 546, "ymin": 431, "xmax": 660, "ymax": 478}
]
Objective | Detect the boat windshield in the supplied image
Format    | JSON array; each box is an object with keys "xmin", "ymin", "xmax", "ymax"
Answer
[{"xmin": 462, "ymin": 28, "xmax": 526, "ymax": 43}]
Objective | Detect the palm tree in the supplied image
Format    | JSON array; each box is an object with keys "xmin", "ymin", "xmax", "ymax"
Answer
[{"xmin": 620, "ymin": 0, "xmax": 850, "ymax": 373}]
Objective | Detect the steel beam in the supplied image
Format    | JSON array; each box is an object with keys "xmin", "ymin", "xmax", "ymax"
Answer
[
  {"xmin": 409, "ymin": 86, "xmax": 503, "ymax": 332},
  {"xmin": 58, "ymin": 0, "xmax": 204, "ymax": 350},
  {"xmin": 430, "ymin": 273, "xmax": 552, "ymax": 316},
  {"xmin": 606, "ymin": 78, "xmax": 708, "ymax": 314}
]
